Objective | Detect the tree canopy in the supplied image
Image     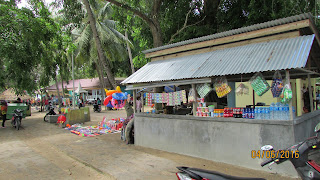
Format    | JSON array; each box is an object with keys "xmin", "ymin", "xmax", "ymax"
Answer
[
  {"xmin": 1, "ymin": 0, "xmax": 319, "ymax": 93},
  {"xmin": 0, "ymin": 0, "xmax": 62, "ymax": 94}
]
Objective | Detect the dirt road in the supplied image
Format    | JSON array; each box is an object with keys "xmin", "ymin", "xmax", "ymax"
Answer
[{"xmin": 0, "ymin": 106, "xmax": 298, "ymax": 180}]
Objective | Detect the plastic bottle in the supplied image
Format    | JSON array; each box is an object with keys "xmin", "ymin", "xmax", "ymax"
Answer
[
  {"xmin": 265, "ymin": 107, "xmax": 270, "ymax": 119},
  {"xmin": 284, "ymin": 104, "xmax": 289, "ymax": 120},
  {"xmin": 274, "ymin": 103, "xmax": 279, "ymax": 120},
  {"xmin": 279, "ymin": 103, "xmax": 283, "ymax": 120},
  {"xmin": 270, "ymin": 103, "xmax": 275, "ymax": 120},
  {"xmin": 254, "ymin": 108, "xmax": 258, "ymax": 119},
  {"xmin": 261, "ymin": 107, "xmax": 266, "ymax": 119},
  {"xmin": 292, "ymin": 106, "xmax": 296, "ymax": 119},
  {"xmin": 251, "ymin": 108, "xmax": 255, "ymax": 119}
]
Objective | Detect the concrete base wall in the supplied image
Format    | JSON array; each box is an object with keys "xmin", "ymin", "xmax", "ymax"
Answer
[
  {"xmin": 66, "ymin": 107, "xmax": 90, "ymax": 125},
  {"xmin": 46, "ymin": 115, "xmax": 60, "ymax": 123},
  {"xmin": 134, "ymin": 110, "xmax": 320, "ymax": 177}
]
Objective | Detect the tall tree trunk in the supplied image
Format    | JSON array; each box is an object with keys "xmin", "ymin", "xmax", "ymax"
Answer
[
  {"xmin": 95, "ymin": 61, "xmax": 105, "ymax": 100},
  {"xmin": 55, "ymin": 76, "xmax": 62, "ymax": 108},
  {"xmin": 83, "ymin": 0, "xmax": 117, "ymax": 89},
  {"xmin": 203, "ymin": 0, "xmax": 221, "ymax": 26}
]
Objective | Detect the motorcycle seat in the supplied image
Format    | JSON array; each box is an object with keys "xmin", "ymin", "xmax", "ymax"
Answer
[{"xmin": 177, "ymin": 167, "xmax": 266, "ymax": 180}]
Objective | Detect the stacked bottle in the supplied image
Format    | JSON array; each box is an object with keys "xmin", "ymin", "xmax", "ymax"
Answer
[
  {"xmin": 254, "ymin": 103, "xmax": 296, "ymax": 120},
  {"xmin": 270, "ymin": 103, "xmax": 275, "ymax": 120}
]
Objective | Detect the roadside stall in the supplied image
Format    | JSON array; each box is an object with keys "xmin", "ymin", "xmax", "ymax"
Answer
[{"xmin": 122, "ymin": 13, "xmax": 320, "ymax": 177}]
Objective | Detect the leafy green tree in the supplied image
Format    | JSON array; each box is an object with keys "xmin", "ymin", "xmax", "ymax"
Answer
[
  {"xmin": 216, "ymin": 0, "xmax": 318, "ymax": 32},
  {"xmin": 110, "ymin": 0, "xmax": 217, "ymax": 69},
  {"xmin": 0, "ymin": 0, "xmax": 61, "ymax": 94}
]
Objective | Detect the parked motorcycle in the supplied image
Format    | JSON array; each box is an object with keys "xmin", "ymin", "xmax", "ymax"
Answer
[
  {"xmin": 260, "ymin": 122, "xmax": 320, "ymax": 180},
  {"xmin": 12, "ymin": 108, "xmax": 23, "ymax": 130},
  {"xmin": 93, "ymin": 104, "xmax": 101, "ymax": 112},
  {"xmin": 44, "ymin": 103, "xmax": 56, "ymax": 121},
  {"xmin": 176, "ymin": 166, "xmax": 265, "ymax": 180},
  {"xmin": 176, "ymin": 122, "xmax": 320, "ymax": 180}
]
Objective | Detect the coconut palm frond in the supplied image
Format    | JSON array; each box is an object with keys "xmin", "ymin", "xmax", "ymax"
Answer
[
  {"xmin": 75, "ymin": 25, "xmax": 92, "ymax": 52},
  {"xmin": 104, "ymin": 41, "xmax": 128, "ymax": 62},
  {"xmin": 96, "ymin": 22, "xmax": 122, "ymax": 46},
  {"xmin": 98, "ymin": 2, "xmax": 112, "ymax": 20},
  {"xmin": 98, "ymin": 22, "xmax": 128, "ymax": 45},
  {"xmin": 102, "ymin": 19, "xmax": 116, "ymax": 29}
]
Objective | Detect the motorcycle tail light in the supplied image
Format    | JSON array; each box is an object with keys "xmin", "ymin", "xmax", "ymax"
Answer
[{"xmin": 176, "ymin": 172, "xmax": 195, "ymax": 180}]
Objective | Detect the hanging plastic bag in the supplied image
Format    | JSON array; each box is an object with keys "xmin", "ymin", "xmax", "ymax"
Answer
[
  {"xmin": 188, "ymin": 88, "xmax": 195, "ymax": 103},
  {"xmin": 235, "ymin": 83, "xmax": 249, "ymax": 96},
  {"xmin": 281, "ymin": 84, "xmax": 292, "ymax": 103},
  {"xmin": 214, "ymin": 77, "xmax": 231, "ymax": 98},
  {"xmin": 271, "ymin": 71, "xmax": 284, "ymax": 98},
  {"xmin": 249, "ymin": 72, "xmax": 270, "ymax": 96},
  {"xmin": 196, "ymin": 83, "xmax": 212, "ymax": 98}
]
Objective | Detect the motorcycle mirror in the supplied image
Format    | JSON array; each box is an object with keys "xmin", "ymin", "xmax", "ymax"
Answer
[
  {"xmin": 315, "ymin": 122, "xmax": 320, "ymax": 133},
  {"xmin": 261, "ymin": 145, "xmax": 273, "ymax": 151}
]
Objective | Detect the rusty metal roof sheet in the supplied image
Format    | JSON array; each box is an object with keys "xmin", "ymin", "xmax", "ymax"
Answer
[{"xmin": 122, "ymin": 35, "xmax": 315, "ymax": 85}]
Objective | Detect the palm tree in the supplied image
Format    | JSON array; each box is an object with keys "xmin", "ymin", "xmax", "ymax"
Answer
[{"xmin": 77, "ymin": 0, "xmax": 129, "ymax": 89}]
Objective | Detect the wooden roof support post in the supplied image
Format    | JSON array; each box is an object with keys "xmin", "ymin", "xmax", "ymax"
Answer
[
  {"xmin": 192, "ymin": 84, "xmax": 198, "ymax": 117},
  {"xmin": 286, "ymin": 70, "xmax": 293, "ymax": 120},
  {"xmin": 308, "ymin": 74, "xmax": 314, "ymax": 112},
  {"xmin": 141, "ymin": 91, "xmax": 144, "ymax": 113},
  {"xmin": 133, "ymin": 89, "xmax": 137, "ymax": 113}
]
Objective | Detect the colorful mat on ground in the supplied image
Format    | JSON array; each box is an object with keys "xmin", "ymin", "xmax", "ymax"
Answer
[{"xmin": 65, "ymin": 117, "xmax": 125, "ymax": 137}]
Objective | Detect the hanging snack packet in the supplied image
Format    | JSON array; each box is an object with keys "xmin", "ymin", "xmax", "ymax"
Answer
[
  {"xmin": 249, "ymin": 72, "xmax": 270, "ymax": 96},
  {"xmin": 188, "ymin": 88, "xmax": 195, "ymax": 103},
  {"xmin": 271, "ymin": 71, "xmax": 284, "ymax": 98},
  {"xmin": 235, "ymin": 83, "xmax": 249, "ymax": 96},
  {"xmin": 214, "ymin": 77, "xmax": 231, "ymax": 98},
  {"xmin": 281, "ymin": 84, "xmax": 292, "ymax": 103},
  {"xmin": 196, "ymin": 83, "xmax": 213, "ymax": 98}
]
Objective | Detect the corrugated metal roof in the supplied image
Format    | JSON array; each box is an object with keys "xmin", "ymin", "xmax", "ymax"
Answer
[
  {"xmin": 122, "ymin": 35, "xmax": 315, "ymax": 85},
  {"xmin": 143, "ymin": 13, "xmax": 313, "ymax": 54}
]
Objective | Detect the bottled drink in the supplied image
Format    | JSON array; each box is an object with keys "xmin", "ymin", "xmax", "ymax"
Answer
[
  {"xmin": 254, "ymin": 108, "xmax": 258, "ymax": 119},
  {"xmin": 261, "ymin": 107, "xmax": 265, "ymax": 119},
  {"xmin": 275, "ymin": 103, "xmax": 280, "ymax": 120},
  {"xmin": 278, "ymin": 104, "xmax": 283, "ymax": 120},
  {"xmin": 270, "ymin": 103, "xmax": 275, "ymax": 120},
  {"xmin": 242, "ymin": 108, "xmax": 246, "ymax": 119},
  {"xmin": 251, "ymin": 108, "xmax": 254, "ymax": 119},
  {"xmin": 284, "ymin": 104, "xmax": 289, "ymax": 120},
  {"xmin": 265, "ymin": 107, "xmax": 270, "ymax": 119},
  {"xmin": 292, "ymin": 106, "xmax": 296, "ymax": 119}
]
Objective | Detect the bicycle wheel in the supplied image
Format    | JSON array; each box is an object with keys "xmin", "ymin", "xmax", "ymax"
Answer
[{"xmin": 16, "ymin": 118, "xmax": 21, "ymax": 130}]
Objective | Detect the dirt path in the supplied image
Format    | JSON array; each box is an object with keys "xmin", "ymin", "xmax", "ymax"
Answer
[{"xmin": 0, "ymin": 106, "xmax": 299, "ymax": 180}]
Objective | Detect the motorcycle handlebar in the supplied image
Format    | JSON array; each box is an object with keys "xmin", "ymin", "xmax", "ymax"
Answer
[
  {"xmin": 261, "ymin": 158, "xmax": 275, "ymax": 167},
  {"xmin": 14, "ymin": 109, "xmax": 23, "ymax": 113}
]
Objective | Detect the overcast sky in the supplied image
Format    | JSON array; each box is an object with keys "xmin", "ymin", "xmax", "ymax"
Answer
[{"xmin": 17, "ymin": 0, "xmax": 55, "ymax": 9}]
